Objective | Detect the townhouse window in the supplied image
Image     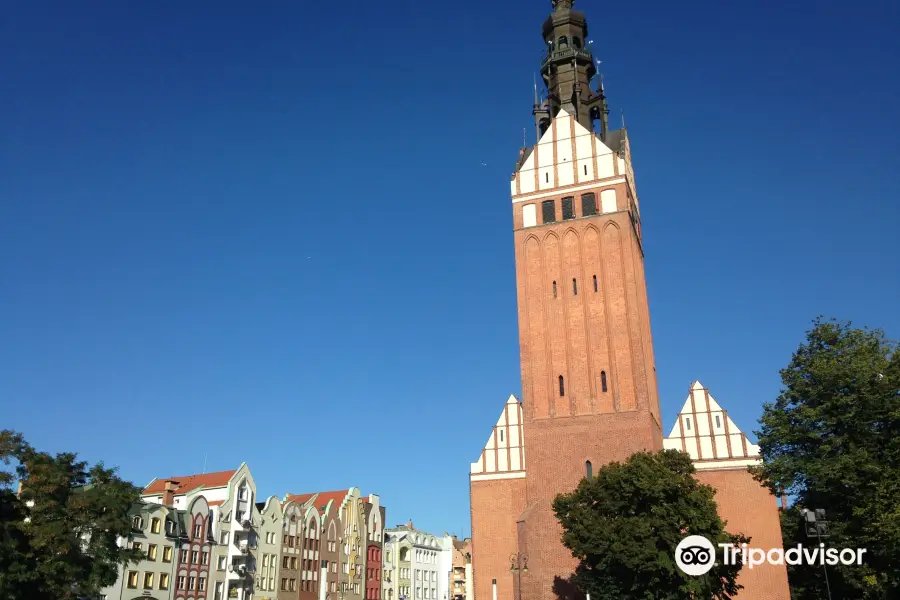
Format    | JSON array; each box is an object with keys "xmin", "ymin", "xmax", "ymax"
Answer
[
  {"xmin": 562, "ymin": 197, "xmax": 575, "ymax": 220},
  {"xmin": 218, "ymin": 555, "xmax": 227, "ymax": 570},
  {"xmin": 132, "ymin": 542, "xmax": 142, "ymax": 552},
  {"xmin": 132, "ymin": 516, "xmax": 143, "ymax": 530},
  {"xmin": 179, "ymin": 549, "xmax": 188, "ymax": 563},
  {"xmin": 559, "ymin": 375, "xmax": 565, "ymax": 397},
  {"xmin": 163, "ymin": 546, "xmax": 173, "ymax": 562},
  {"xmin": 143, "ymin": 572, "xmax": 154, "ymax": 589},
  {"xmin": 202, "ymin": 550, "xmax": 209, "ymax": 565},
  {"xmin": 215, "ymin": 581, "xmax": 224, "ymax": 600},
  {"xmin": 188, "ymin": 576, "xmax": 196, "ymax": 591},
  {"xmin": 585, "ymin": 461, "xmax": 593, "ymax": 478},
  {"xmin": 283, "ymin": 556, "xmax": 290, "ymax": 568},
  {"xmin": 221, "ymin": 531, "xmax": 230, "ymax": 545},
  {"xmin": 199, "ymin": 577, "xmax": 206, "ymax": 592},
  {"xmin": 147, "ymin": 544, "xmax": 157, "ymax": 560},
  {"xmin": 685, "ymin": 417, "xmax": 691, "ymax": 431},
  {"xmin": 282, "ymin": 579, "xmax": 288, "ymax": 591},
  {"xmin": 150, "ymin": 518, "xmax": 161, "ymax": 534},
  {"xmin": 194, "ymin": 524, "xmax": 202, "ymax": 538},
  {"xmin": 127, "ymin": 571, "xmax": 139, "ymax": 588},
  {"xmin": 177, "ymin": 576, "xmax": 186, "ymax": 590},
  {"xmin": 716, "ymin": 415, "xmax": 722, "ymax": 428},
  {"xmin": 159, "ymin": 573, "xmax": 169, "ymax": 590},
  {"xmin": 191, "ymin": 550, "xmax": 199, "ymax": 564}
]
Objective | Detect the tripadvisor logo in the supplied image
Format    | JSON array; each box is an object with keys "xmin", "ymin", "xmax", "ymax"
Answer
[{"xmin": 675, "ymin": 535, "xmax": 867, "ymax": 576}]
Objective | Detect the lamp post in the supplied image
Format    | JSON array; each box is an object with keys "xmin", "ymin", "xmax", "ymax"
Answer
[
  {"xmin": 801, "ymin": 508, "xmax": 832, "ymax": 600},
  {"xmin": 509, "ymin": 553, "xmax": 528, "ymax": 600}
]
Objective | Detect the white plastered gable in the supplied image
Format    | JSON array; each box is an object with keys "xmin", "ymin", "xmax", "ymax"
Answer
[
  {"xmin": 469, "ymin": 395, "xmax": 525, "ymax": 480},
  {"xmin": 663, "ymin": 381, "xmax": 761, "ymax": 471},
  {"xmin": 511, "ymin": 108, "xmax": 619, "ymax": 198}
]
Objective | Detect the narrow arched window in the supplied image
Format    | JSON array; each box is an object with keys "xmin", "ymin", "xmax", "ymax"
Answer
[
  {"xmin": 552, "ymin": 281, "xmax": 557, "ymax": 298},
  {"xmin": 559, "ymin": 375, "xmax": 565, "ymax": 397},
  {"xmin": 593, "ymin": 275, "xmax": 598, "ymax": 292},
  {"xmin": 585, "ymin": 461, "xmax": 592, "ymax": 478},
  {"xmin": 558, "ymin": 36, "xmax": 568, "ymax": 49},
  {"xmin": 601, "ymin": 371, "xmax": 608, "ymax": 392},
  {"xmin": 572, "ymin": 278, "xmax": 578, "ymax": 295}
]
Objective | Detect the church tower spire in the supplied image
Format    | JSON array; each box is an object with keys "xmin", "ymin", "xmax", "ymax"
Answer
[{"xmin": 533, "ymin": 0, "xmax": 609, "ymax": 140}]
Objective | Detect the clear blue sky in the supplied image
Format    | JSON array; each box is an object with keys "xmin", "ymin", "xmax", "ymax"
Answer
[{"xmin": 2, "ymin": 0, "xmax": 898, "ymax": 537}]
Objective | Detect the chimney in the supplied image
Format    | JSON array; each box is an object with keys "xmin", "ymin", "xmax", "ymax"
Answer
[{"xmin": 162, "ymin": 480, "xmax": 179, "ymax": 507}]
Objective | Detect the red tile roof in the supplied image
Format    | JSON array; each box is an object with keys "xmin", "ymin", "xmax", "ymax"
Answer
[
  {"xmin": 286, "ymin": 490, "xmax": 350, "ymax": 509},
  {"xmin": 142, "ymin": 470, "xmax": 237, "ymax": 495}
]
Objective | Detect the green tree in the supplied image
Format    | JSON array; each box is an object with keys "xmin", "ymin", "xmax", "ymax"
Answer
[
  {"xmin": 553, "ymin": 449, "xmax": 747, "ymax": 599},
  {"xmin": 0, "ymin": 430, "xmax": 143, "ymax": 600},
  {"xmin": 751, "ymin": 317, "xmax": 900, "ymax": 599}
]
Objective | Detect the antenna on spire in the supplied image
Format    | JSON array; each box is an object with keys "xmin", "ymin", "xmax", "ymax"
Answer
[
  {"xmin": 621, "ymin": 109, "xmax": 626, "ymax": 128},
  {"xmin": 523, "ymin": 128, "xmax": 527, "ymax": 148},
  {"xmin": 533, "ymin": 73, "xmax": 539, "ymax": 106}
]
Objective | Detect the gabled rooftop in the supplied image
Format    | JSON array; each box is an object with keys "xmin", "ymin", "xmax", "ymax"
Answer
[
  {"xmin": 142, "ymin": 469, "xmax": 237, "ymax": 496},
  {"xmin": 663, "ymin": 381, "xmax": 761, "ymax": 471}
]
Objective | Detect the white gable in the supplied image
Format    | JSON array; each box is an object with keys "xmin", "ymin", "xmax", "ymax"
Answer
[
  {"xmin": 663, "ymin": 381, "xmax": 761, "ymax": 471},
  {"xmin": 470, "ymin": 395, "xmax": 525, "ymax": 480},
  {"xmin": 511, "ymin": 108, "xmax": 619, "ymax": 198}
]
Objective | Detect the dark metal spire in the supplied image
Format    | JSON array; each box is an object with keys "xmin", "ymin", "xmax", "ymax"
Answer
[{"xmin": 534, "ymin": 0, "xmax": 609, "ymax": 141}]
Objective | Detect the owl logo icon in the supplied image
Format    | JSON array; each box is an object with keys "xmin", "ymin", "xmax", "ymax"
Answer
[{"xmin": 676, "ymin": 535, "xmax": 716, "ymax": 576}]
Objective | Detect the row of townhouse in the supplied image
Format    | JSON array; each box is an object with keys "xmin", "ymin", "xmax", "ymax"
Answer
[
  {"xmin": 380, "ymin": 524, "xmax": 467, "ymax": 600},
  {"xmin": 98, "ymin": 463, "xmax": 390, "ymax": 600}
]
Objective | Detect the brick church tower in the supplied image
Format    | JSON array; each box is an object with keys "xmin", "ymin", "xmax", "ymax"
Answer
[
  {"xmin": 468, "ymin": 2, "xmax": 789, "ymax": 600},
  {"xmin": 470, "ymin": 1, "xmax": 664, "ymax": 599}
]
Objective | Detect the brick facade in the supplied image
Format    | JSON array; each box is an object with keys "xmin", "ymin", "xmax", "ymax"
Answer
[
  {"xmin": 695, "ymin": 470, "xmax": 790, "ymax": 598},
  {"xmin": 470, "ymin": 478, "xmax": 526, "ymax": 600}
]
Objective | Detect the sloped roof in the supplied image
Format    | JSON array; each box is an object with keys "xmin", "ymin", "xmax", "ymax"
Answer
[
  {"xmin": 143, "ymin": 470, "xmax": 236, "ymax": 495},
  {"xmin": 286, "ymin": 490, "xmax": 349, "ymax": 510}
]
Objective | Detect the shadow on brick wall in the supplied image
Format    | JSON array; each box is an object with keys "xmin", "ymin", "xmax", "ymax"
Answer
[{"xmin": 552, "ymin": 575, "xmax": 585, "ymax": 600}]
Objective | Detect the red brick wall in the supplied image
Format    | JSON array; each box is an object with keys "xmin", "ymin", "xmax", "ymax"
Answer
[
  {"xmin": 471, "ymin": 478, "xmax": 526, "ymax": 600},
  {"xmin": 519, "ymin": 412, "xmax": 662, "ymax": 600},
  {"xmin": 512, "ymin": 192, "xmax": 661, "ymax": 423},
  {"xmin": 696, "ymin": 469, "xmax": 791, "ymax": 600}
]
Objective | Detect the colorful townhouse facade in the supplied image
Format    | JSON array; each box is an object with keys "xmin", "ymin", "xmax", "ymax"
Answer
[{"xmin": 98, "ymin": 469, "xmax": 394, "ymax": 600}]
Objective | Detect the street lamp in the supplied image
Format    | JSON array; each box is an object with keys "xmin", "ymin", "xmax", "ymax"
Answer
[
  {"xmin": 800, "ymin": 508, "xmax": 832, "ymax": 600},
  {"xmin": 509, "ymin": 553, "xmax": 528, "ymax": 600}
]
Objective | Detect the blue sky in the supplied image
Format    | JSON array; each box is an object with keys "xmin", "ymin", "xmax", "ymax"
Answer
[{"xmin": 2, "ymin": 0, "xmax": 898, "ymax": 537}]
